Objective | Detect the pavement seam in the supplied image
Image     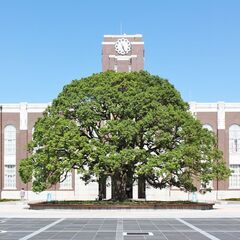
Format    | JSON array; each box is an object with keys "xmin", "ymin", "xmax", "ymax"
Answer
[
  {"xmin": 18, "ymin": 218, "xmax": 65, "ymax": 240},
  {"xmin": 151, "ymin": 219, "xmax": 169, "ymax": 240},
  {"xmin": 116, "ymin": 218, "xmax": 123, "ymax": 240},
  {"xmin": 0, "ymin": 217, "xmax": 11, "ymax": 223},
  {"xmin": 170, "ymin": 220, "xmax": 192, "ymax": 240},
  {"xmin": 176, "ymin": 218, "xmax": 220, "ymax": 240}
]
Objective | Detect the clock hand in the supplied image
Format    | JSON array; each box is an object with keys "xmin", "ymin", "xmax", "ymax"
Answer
[{"xmin": 121, "ymin": 43, "xmax": 125, "ymax": 52}]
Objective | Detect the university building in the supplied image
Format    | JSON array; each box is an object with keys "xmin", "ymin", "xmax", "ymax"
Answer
[{"xmin": 0, "ymin": 34, "xmax": 240, "ymax": 201}]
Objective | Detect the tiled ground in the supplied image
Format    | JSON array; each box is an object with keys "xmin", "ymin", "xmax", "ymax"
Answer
[
  {"xmin": 0, "ymin": 218, "xmax": 240, "ymax": 240},
  {"xmin": 184, "ymin": 218, "xmax": 240, "ymax": 240}
]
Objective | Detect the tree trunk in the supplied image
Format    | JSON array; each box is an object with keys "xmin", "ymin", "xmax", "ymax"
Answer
[
  {"xmin": 98, "ymin": 175, "xmax": 107, "ymax": 200},
  {"xmin": 138, "ymin": 175, "xmax": 146, "ymax": 199},
  {"xmin": 111, "ymin": 172, "xmax": 128, "ymax": 201}
]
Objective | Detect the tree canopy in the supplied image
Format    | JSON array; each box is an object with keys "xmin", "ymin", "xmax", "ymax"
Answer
[{"xmin": 20, "ymin": 71, "xmax": 231, "ymax": 201}]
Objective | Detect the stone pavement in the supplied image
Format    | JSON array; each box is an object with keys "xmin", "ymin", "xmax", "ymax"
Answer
[
  {"xmin": 1, "ymin": 218, "xmax": 240, "ymax": 240},
  {"xmin": 1, "ymin": 202, "xmax": 240, "ymax": 239}
]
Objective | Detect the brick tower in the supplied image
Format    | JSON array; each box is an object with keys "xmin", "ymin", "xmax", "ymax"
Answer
[{"xmin": 102, "ymin": 34, "xmax": 144, "ymax": 72}]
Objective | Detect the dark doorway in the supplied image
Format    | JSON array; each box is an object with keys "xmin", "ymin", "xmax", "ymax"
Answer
[
  {"xmin": 138, "ymin": 176, "xmax": 146, "ymax": 199},
  {"xmin": 126, "ymin": 181, "xmax": 133, "ymax": 199},
  {"xmin": 111, "ymin": 177, "xmax": 133, "ymax": 199},
  {"xmin": 98, "ymin": 176, "xmax": 106, "ymax": 200}
]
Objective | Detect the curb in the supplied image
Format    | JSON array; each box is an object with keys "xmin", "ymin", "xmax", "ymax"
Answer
[{"xmin": 29, "ymin": 203, "xmax": 214, "ymax": 210}]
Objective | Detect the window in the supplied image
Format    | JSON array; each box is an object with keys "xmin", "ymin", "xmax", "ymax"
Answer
[
  {"xmin": 229, "ymin": 165, "xmax": 240, "ymax": 188},
  {"xmin": 4, "ymin": 125, "xmax": 16, "ymax": 189},
  {"xmin": 4, "ymin": 165, "xmax": 16, "ymax": 189},
  {"xmin": 4, "ymin": 125, "xmax": 16, "ymax": 156},
  {"xmin": 203, "ymin": 124, "xmax": 213, "ymax": 131},
  {"xmin": 229, "ymin": 125, "xmax": 240, "ymax": 154},
  {"xmin": 60, "ymin": 172, "xmax": 72, "ymax": 189},
  {"xmin": 128, "ymin": 65, "xmax": 132, "ymax": 72}
]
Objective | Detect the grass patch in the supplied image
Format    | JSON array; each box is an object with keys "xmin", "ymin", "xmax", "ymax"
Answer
[
  {"xmin": 30, "ymin": 200, "xmax": 213, "ymax": 210},
  {"xmin": 0, "ymin": 198, "xmax": 19, "ymax": 202},
  {"xmin": 43, "ymin": 200, "xmax": 197, "ymax": 205},
  {"xmin": 223, "ymin": 198, "xmax": 240, "ymax": 201}
]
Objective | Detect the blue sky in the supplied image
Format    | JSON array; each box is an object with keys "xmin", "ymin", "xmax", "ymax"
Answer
[{"xmin": 0, "ymin": 0, "xmax": 239, "ymax": 103}]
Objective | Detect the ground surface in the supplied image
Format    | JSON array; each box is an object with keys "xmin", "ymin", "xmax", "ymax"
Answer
[
  {"xmin": 1, "ymin": 202, "xmax": 240, "ymax": 239},
  {"xmin": 1, "ymin": 218, "xmax": 240, "ymax": 240}
]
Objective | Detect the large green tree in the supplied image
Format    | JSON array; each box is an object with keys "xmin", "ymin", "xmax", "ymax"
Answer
[{"xmin": 20, "ymin": 71, "xmax": 231, "ymax": 201}]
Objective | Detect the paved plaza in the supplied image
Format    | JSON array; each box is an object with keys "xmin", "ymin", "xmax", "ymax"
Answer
[
  {"xmin": 1, "ymin": 202, "xmax": 240, "ymax": 239},
  {"xmin": 1, "ymin": 218, "xmax": 240, "ymax": 240}
]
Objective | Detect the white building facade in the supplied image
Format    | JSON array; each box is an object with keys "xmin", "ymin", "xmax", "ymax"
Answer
[{"xmin": 0, "ymin": 34, "xmax": 239, "ymax": 201}]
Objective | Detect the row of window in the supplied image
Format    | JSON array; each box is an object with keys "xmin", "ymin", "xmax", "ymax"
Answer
[
  {"xmin": 2, "ymin": 124, "xmax": 240, "ymax": 189},
  {"xmin": 3, "ymin": 125, "xmax": 72, "ymax": 189},
  {"xmin": 203, "ymin": 124, "xmax": 240, "ymax": 154},
  {"xmin": 229, "ymin": 165, "xmax": 240, "ymax": 189},
  {"xmin": 4, "ymin": 125, "xmax": 16, "ymax": 189},
  {"xmin": 203, "ymin": 124, "xmax": 240, "ymax": 188}
]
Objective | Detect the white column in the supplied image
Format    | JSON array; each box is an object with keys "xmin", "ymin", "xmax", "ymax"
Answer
[
  {"xmin": 217, "ymin": 102, "xmax": 225, "ymax": 130},
  {"xmin": 106, "ymin": 177, "xmax": 112, "ymax": 200},
  {"xmin": 73, "ymin": 169, "xmax": 78, "ymax": 200},
  {"xmin": 132, "ymin": 181, "xmax": 138, "ymax": 200},
  {"xmin": 20, "ymin": 102, "xmax": 28, "ymax": 130}
]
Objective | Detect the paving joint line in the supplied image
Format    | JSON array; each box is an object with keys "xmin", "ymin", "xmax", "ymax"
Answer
[
  {"xmin": 92, "ymin": 218, "xmax": 104, "ymax": 240},
  {"xmin": 176, "ymin": 218, "xmax": 220, "ymax": 240},
  {"xmin": 19, "ymin": 218, "xmax": 65, "ymax": 240},
  {"xmin": 116, "ymin": 218, "xmax": 123, "ymax": 240},
  {"xmin": 0, "ymin": 217, "xmax": 11, "ymax": 223},
  {"xmin": 234, "ymin": 218, "xmax": 240, "ymax": 222},
  {"xmin": 150, "ymin": 219, "xmax": 168, "ymax": 240}
]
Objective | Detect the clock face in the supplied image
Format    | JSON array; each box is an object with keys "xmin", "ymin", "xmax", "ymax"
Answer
[{"xmin": 115, "ymin": 38, "xmax": 131, "ymax": 55}]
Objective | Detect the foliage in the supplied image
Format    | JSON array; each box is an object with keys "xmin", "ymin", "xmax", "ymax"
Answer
[
  {"xmin": 19, "ymin": 71, "xmax": 231, "ymax": 200},
  {"xmin": 0, "ymin": 199, "xmax": 19, "ymax": 202},
  {"xmin": 223, "ymin": 198, "xmax": 240, "ymax": 201}
]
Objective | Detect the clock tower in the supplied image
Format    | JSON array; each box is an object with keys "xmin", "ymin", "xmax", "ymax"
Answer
[{"xmin": 102, "ymin": 34, "xmax": 144, "ymax": 72}]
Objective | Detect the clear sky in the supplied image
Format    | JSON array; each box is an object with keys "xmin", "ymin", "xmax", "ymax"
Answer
[{"xmin": 0, "ymin": 0, "xmax": 239, "ymax": 103}]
